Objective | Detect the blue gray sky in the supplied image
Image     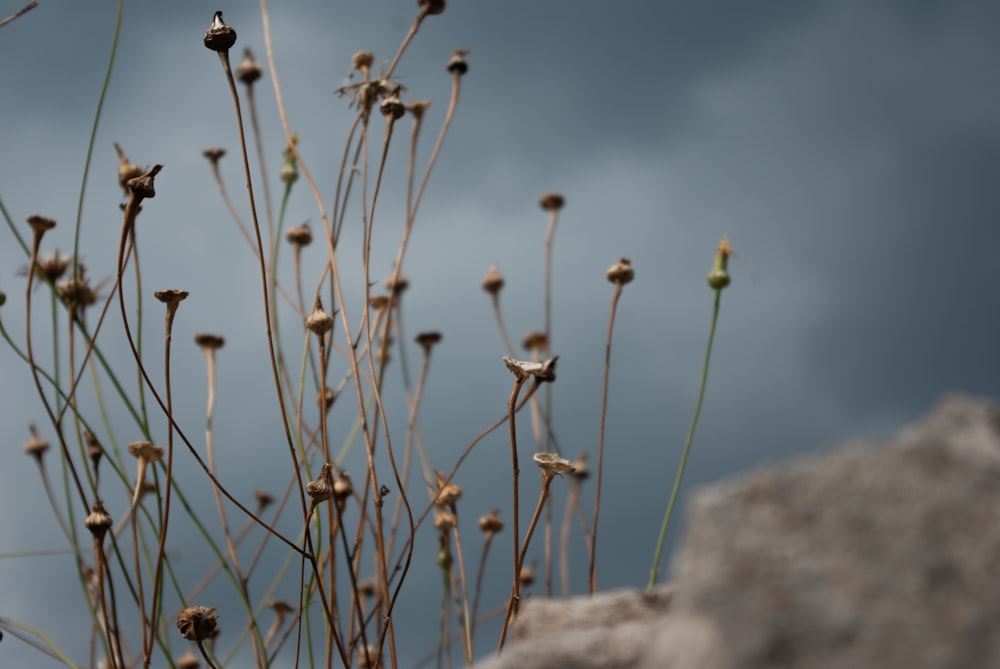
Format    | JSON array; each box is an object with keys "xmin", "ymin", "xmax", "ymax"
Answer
[{"xmin": 2, "ymin": 1, "xmax": 999, "ymax": 667}]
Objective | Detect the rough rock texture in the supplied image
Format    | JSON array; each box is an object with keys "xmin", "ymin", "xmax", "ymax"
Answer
[{"xmin": 474, "ymin": 394, "xmax": 1000, "ymax": 669}]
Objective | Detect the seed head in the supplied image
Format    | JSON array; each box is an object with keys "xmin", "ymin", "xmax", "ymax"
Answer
[
  {"xmin": 415, "ymin": 331, "xmax": 442, "ymax": 352},
  {"xmin": 333, "ymin": 472, "xmax": 353, "ymax": 500},
  {"xmin": 177, "ymin": 605, "xmax": 219, "ymax": 642},
  {"xmin": 357, "ymin": 644, "xmax": 381, "ymax": 669},
  {"xmin": 57, "ymin": 266, "xmax": 99, "ymax": 314},
  {"xmin": 127, "ymin": 164, "xmax": 163, "ymax": 200},
  {"xmin": 155, "ymin": 289, "xmax": 189, "ymax": 306},
  {"xmin": 202, "ymin": 148, "xmax": 226, "ymax": 164},
  {"xmin": 385, "ymin": 273, "xmax": 409, "ymax": 295},
  {"xmin": 268, "ymin": 600, "xmax": 295, "ymax": 618},
  {"xmin": 571, "ymin": 452, "xmax": 590, "ymax": 481},
  {"xmin": 23, "ymin": 424, "xmax": 49, "ymax": 461},
  {"xmin": 380, "ymin": 86, "xmax": 405, "ymax": 120},
  {"xmin": 306, "ymin": 463, "xmax": 334, "ymax": 506},
  {"xmin": 194, "ymin": 333, "xmax": 225, "ymax": 350},
  {"xmin": 85, "ymin": 499, "xmax": 113, "ymax": 539},
  {"xmin": 306, "ymin": 302, "xmax": 334, "ymax": 335},
  {"xmin": 533, "ymin": 452, "xmax": 575, "ymax": 477},
  {"xmin": 204, "ymin": 11, "xmax": 236, "ymax": 52},
  {"xmin": 606, "ymin": 257, "xmax": 634, "ymax": 285},
  {"xmin": 285, "ymin": 223, "xmax": 313, "ymax": 247},
  {"xmin": 446, "ymin": 49, "xmax": 469, "ymax": 75},
  {"xmin": 369, "ymin": 294, "xmax": 391, "ymax": 311},
  {"xmin": 128, "ymin": 441, "xmax": 164, "ymax": 463},
  {"xmin": 478, "ymin": 508, "xmax": 504, "ymax": 534},
  {"xmin": 32, "ymin": 250, "xmax": 72, "ymax": 282},
  {"xmin": 357, "ymin": 578, "xmax": 377, "ymax": 598},
  {"xmin": 434, "ymin": 472, "xmax": 462, "ymax": 507},
  {"xmin": 481, "ymin": 266, "xmax": 504, "ymax": 295},
  {"xmin": 519, "ymin": 563, "xmax": 535, "ymax": 587},
  {"xmin": 539, "ymin": 192, "xmax": 565, "ymax": 211},
  {"xmin": 236, "ymin": 48, "xmax": 262, "ymax": 85},
  {"xmin": 85, "ymin": 430, "xmax": 103, "ymax": 470},
  {"xmin": 26, "ymin": 215, "xmax": 56, "ymax": 236},
  {"xmin": 707, "ymin": 236, "xmax": 735, "ymax": 290},
  {"xmin": 352, "ymin": 51, "xmax": 375, "ymax": 71}
]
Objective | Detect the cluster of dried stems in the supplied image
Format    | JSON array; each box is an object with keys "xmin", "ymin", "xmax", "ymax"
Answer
[{"xmin": 0, "ymin": 3, "xmax": 735, "ymax": 669}]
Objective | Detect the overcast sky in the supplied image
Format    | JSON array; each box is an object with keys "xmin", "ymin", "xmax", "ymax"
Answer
[{"xmin": 2, "ymin": 1, "xmax": 999, "ymax": 667}]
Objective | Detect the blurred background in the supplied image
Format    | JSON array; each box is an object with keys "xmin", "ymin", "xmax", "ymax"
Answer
[{"xmin": 1, "ymin": 1, "xmax": 998, "ymax": 666}]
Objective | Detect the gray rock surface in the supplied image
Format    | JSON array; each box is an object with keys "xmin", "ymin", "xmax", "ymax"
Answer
[{"xmin": 474, "ymin": 394, "xmax": 1000, "ymax": 669}]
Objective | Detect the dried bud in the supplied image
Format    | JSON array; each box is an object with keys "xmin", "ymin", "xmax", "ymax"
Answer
[
  {"xmin": 533, "ymin": 452, "xmax": 575, "ymax": 477},
  {"xmin": 85, "ymin": 499, "xmax": 113, "ymax": 538},
  {"xmin": 204, "ymin": 11, "xmax": 236, "ymax": 52},
  {"xmin": 446, "ymin": 49, "xmax": 469, "ymax": 75},
  {"xmin": 23, "ymin": 424, "xmax": 49, "ymax": 460},
  {"xmin": 352, "ymin": 51, "xmax": 375, "ymax": 71},
  {"xmin": 415, "ymin": 331, "xmax": 442, "ymax": 352},
  {"xmin": 236, "ymin": 49, "xmax": 262, "ymax": 85},
  {"xmin": 606, "ymin": 257, "xmax": 634, "ymax": 285},
  {"xmin": 478, "ymin": 509, "xmax": 504, "ymax": 534},
  {"xmin": 380, "ymin": 86, "xmax": 405, "ymax": 120},
  {"xmin": 202, "ymin": 148, "xmax": 226, "ymax": 164},
  {"xmin": 418, "ymin": 0, "xmax": 446, "ymax": 16},
  {"xmin": 707, "ymin": 236, "xmax": 734, "ymax": 290},
  {"xmin": 307, "ymin": 463, "xmax": 334, "ymax": 506},
  {"xmin": 521, "ymin": 331, "xmax": 549, "ymax": 353},
  {"xmin": 434, "ymin": 508, "xmax": 457, "ymax": 532},
  {"xmin": 127, "ymin": 164, "xmax": 163, "ymax": 200},
  {"xmin": 539, "ymin": 193, "xmax": 565, "ymax": 211},
  {"xmin": 503, "ymin": 355, "xmax": 558, "ymax": 383},
  {"xmin": 306, "ymin": 302, "xmax": 334, "ymax": 335},
  {"xmin": 481, "ymin": 266, "xmax": 504, "ymax": 295},
  {"xmin": 285, "ymin": 223, "xmax": 313, "ymax": 247},
  {"xmin": 85, "ymin": 430, "xmax": 103, "ymax": 470},
  {"xmin": 177, "ymin": 605, "xmax": 219, "ymax": 642},
  {"xmin": 194, "ymin": 333, "xmax": 225, "ymax": 350}
]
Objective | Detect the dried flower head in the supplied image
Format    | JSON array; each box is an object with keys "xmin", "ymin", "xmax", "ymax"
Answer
[
  {"xmin": 285, "ymin": 223, "xmax": 313, "ymax": 247},
  {"xmin": 194, "ymin": 333, "xmax": 225, "ymax": 350},
  {"xmin": 26, "ymin": 215, "xmax": 56, "ymax": 235},
  {"xmin": 418, "ymin": 0, "xmax": 446, "ymax": 16},
  {"xmin": 155, "ymin": 289, "xmax": 189, "ymax": 306},
  {"xmin": 176, "ymin": 648, "xmax": 200, "ymax": 669},
  {"xmin": 128, "ymin": 441, "xmax": 164, "ymax": 463},
  {"xmin": 533, "ymin": 452, "xmax": 575, "ymax": 477},
  {"xmin": 23, "ymin": 424, "xmax": 49, "ymax": 460},
  {"xmin": 539, "ymin": 193, "xmax": 565, "ymax": 211},
  {"xmin": 127, "ymin": 164, "xmax": 163, "ymax": 200},
  {"xmin": 707, "ymin": 236, "xmax": 735, "ymax": 290},
  {"xmin": 415, "ymin": 331, "xmax": 442, "ymax": 352},
  {"xmin": 380, "ymin": 86, "xmax": 405, "ymax": 120},
  {"xmin": 177, "ymin": 605, "xmax": 219, "ymax": 642},
  {"xmin": 503, "ymin": 355, "xmax": 558, "ymax": 383},
  {"xmin": 369, "ymin": 294, "xmax": 391, "ymax": 311},
  {"xmin": 203, "ymin": 11, "xmax": 236, "ymax": 52},
  {"xmin": 333, "ymin": 471, "xmax": 353, "ymax": 500},
  {"xmin": 446, "ymin": 49, "xmax": 469, "ymax": 75},
  {"xmin": 85, "ymin": 499, "xmax": 113, "ymax": 538},
  {"xmin": 606, "ymin": 257, "xmax": 634, "ymax": 285},
  {"xmin": 481, "ymin": 265, "xmax": 504, "ymax": 295},
  {"xmin": 434, "ymin": 472, "xmax": 462, "ymax": 507},
  {"xmin": 478, "ymin": 508, "xmax": 503, "ymax": 534},
  {"xmin": 57, "ymin": 266, "xmax": 100, "ymax": 314},
  {"xmin": 202, "ymin": 147, "xmax": 226, "ymax": 164},
  {"xmin": 521, "ymin": 330, "xmax": 549, "ymax": 353},
  {"xmin": 307, "ymin": 463, "xmax": 334, "ymax": 506},
  {"xmin": 268, "ymin": 600, "xmax": 295, "ymax": 617},
  {"xmin": 236, "ymin": 48, "xmax": 262, "ymax": 85},
  {"xmin": 306, "ymin": 302, "xmax": 334, "ymax": 335},
  {"xmin": 352, "ymin": 51, "xmax": 375, "ymax": 71},
  {"xmin": 385, "ymin": 273, "xmax": 409, "ymax": 295},
  {"xmin": 30, "ymin": 250, "xmax": 72, "ymax": 282},
  {"xmin": 114, "ymin": 143, "xmax": 144, "ymax": 197},
  {"xmin": 405, "ymin": 100, "xmax": 431, "ymax": 120},
  {"xmin": 434, "ymin": 508, "xmax": 457, "ymax": 532}
]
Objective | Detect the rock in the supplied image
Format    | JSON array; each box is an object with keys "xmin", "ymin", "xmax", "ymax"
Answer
[{"xmin": 475, "ymin": 394, "xmax": 1000, "ymax": 669}]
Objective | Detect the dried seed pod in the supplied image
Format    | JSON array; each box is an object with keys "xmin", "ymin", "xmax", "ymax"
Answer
[
  {"xmin": 446, "ymin": 49, "xmax": 469, "ymax": 75},
  {"xmin": 115, "ymin": 143, "xmax": 144, "ymax": 196},
  {"xmin": 357, "ymin": 578, "xmax": 376, "ymax": 598},
  {"xmin": 26, "ymin": 215, "xmax": 56, "ymax": 234},
  {"xmin": 85, "ymin": 500, "xmax": 113, "ymax": 539},
  {"xmin": 317, "ymin": 386, "xmax": 336, "ymax": 413},
  {"xmin": 127, "ymin": 164, "xmax": 163, "ymax": 200},
  {"xmin": 128, "ymin": 441, "xmax": 164, "ymax": 464},
  {"xmin": 369, "ymin": 294, "xmax": 391, "ymax": 311},
  {"xmin": 203, "ymin": 11, "xmax": 236, "ymax": 52},
  {"xmin": 606, "ymin": 257, "xmax": 634, "ymax": 285},
  {"xmin": 415, "ymin": 331, "xmax": 442, "ymax": 352},
  {"xmin": 177, "ymin": 605, "xmax": 219, "ymax": 642},
  {"xmin": 176, "ymin": 648, "xmax": 200, "ymax": 669},
  {"xmin": 478, "ymin": 509, "xmax": 504, "ymax": 534},
  {"xmin": 236, "ymin": 48, "xmax": 262, "ymax": 85},
  {"xmin": 352, "ymin": 51, "xmax": 375, "ymax": 71},
  {"xmin": 194, "ymin": 333, "xmax": 225, "ymax": 350},
  {"xmin": 481, "ymin": 266, "xmax": 504, "ymax": 295},
  {"xmin": 85, "ymin": 430, "xmax": 103, "ymax": 471},
  {"xmin": 380, "ymin": 86, "xmax": 405, "ymax": 120},
  {"xmin": 519, "ymin": 564, "xmax": 535, "ymax": 587},
  {"xmin": 538, "ymin": 192, "xmax": 565, "ymax": 211},
  {"xmin": 154, "ymin": 289, "xmax": 189, "ymax": 305},
  {"xmin": 306, "ymin": 302, "xmax": 334, "ymax": 335},
  {"xmin": 571, "ymin": 452, "xmax": 590, "ymax": 481},
  {"xmin": 405, "ymin": 100, "xmax": 431, "ymax": 120},
  {"xmin": 503, "ymin": 355, "xmax": 558, "ymax": 383},
  {"xmin": 418, "ymin": 0, "xmax": 446, "ymax": 16},
  {"xmin": 385, "ymin": 274, "xmax": 409, "ymax": 295},
  {"xmin": 434, "ymin": 508, "xmax": 457, "ymax": 532},
  {"xmin": 285, "ymin": 223, "xmax": 313, "ymax": 247},
  {"xmin": 202, "ymin": 148, "xmax": 226, "ymax": 164},
  {"xmin": 434, "ymin": 475, "xmax": 462, "ymax": 507},
  {"xmin": 23, "ymin": 424, "xmax": 49, "ymax": 460},
  {"xmin": 306, "ymin": 463, "xmax": 334, "ymax": 505},
  {"xmin": 533, "ymin": 452, "xmax": 575, "ymax": 476},
  {"xmin": 255, "ymin": 490, "xmax": 275, "ymax": 511},
  {"xmin": 333, "ymin": 472, "xmax": 353, "ymax": 500}
]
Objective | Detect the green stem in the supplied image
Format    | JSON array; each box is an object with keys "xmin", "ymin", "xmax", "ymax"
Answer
[{"xmin": 648, "ymin": 288, "xmax": 722, "ymax": 591}]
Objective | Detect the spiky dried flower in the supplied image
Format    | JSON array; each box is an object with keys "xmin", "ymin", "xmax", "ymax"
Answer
[
  {"xmin": 446, "ymin": 49, "xmax": 469, "ymax": 75},
  {"xmin": 503, "ymin": 355, "xmax": 558, "ymax": 383},
  {"xmin": 533, "ymin": 452, "xmax": 575, "ymax": 477},
  {"xmin": 194, "ymin": 333, "xmax": 225, "ymax": 350},
  {"xmin": 539, "ymin": 192, "xmax": 565, "ymax": 211},
  {"xmin": 23, "ymin": 424, "xmax": 49, "ymax": 460},
  {"xmin": 606, "ymin": 257, "xmax": 634, "ymax": 285},
  {"xmin": 177, "ymin": 605, "xmax": 219, "ymax": 642},
  {"xmin": 57, "ymin": 266, "xmax": 100, "ymax": 313},
  {"xmin": 32, "ymin": 250, "xmax": 72, "ymax": 282},
  {"xmin": 285, "ymin": 223, "xmax": 312, "ymax": 247},
  {"xmin": 236, "ymin": 48, "xmax": 262, "ymax": 85},
  {"xmin": 306, "ymin": 302, "xmax": 334, "ymax": 335},
  {"xmin": 481, "ymin": 265, "xmax": 504, "ymax": 295},
  {"xmin": 478, "ymin": 508, "xmax": 504, "ymax": 534},
  {"xmin": 203, "ymin": 11, "xmax": 236, "ymax": 52},
  {"xmin": 85, "ymin": 499, "xmax": 113, "ymax": 539},
  {"xmin": 415, "ymin": 331, "xmax": 442, "ymax": 352}
]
